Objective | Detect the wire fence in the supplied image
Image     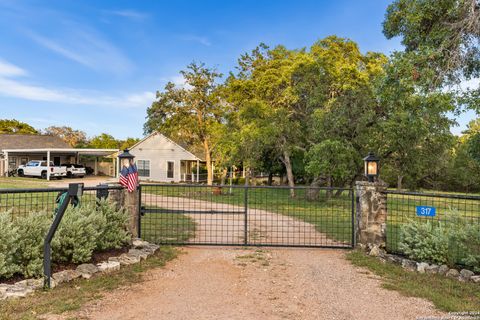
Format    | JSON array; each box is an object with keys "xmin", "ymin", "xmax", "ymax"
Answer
[
  {"xmin": 139, "ymin": 184, "xmax": 354, "ymax": 248},
  {"xmin": 385, "ymin": 190, "xmax": 480, "ymax": 265},
  {"xmin": 0, "ymin": 185, "xmax": 124, "ymax": 218}
]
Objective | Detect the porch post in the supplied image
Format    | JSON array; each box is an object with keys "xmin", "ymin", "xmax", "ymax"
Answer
[
  {"xmin": 111, "ymin": 156, "xmax": 115, "ymax": 177},
  {"xmin": 191, "ymin": 162, "xmax": 194, "ymax": 182},
  {"xmin": 94, "ymin": 157, "xmax": 98, "ymax": 175},
  {"xmin": 5, "ymin": 151, "xmax": 8, "ymax": 177},
  {"xmin": 46, "ymin": 151, "xmax": 51, "ymax": 181},
  {"xmin": 116, "ymin": 156, "xmax": 120, "ymax": 178},
  {"xmin": 196, "ymin": 160, "xmax": 199, "ymax": 183}
]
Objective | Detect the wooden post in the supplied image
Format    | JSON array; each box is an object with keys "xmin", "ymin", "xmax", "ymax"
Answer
[{"xmin": 196, "ymin": 159, "xmax": 200, "ymax": 183}]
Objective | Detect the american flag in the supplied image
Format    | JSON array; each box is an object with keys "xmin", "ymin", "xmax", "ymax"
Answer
[{"xmin": 119, "ymin": 161, "xmax": 139, "ymax": 192}]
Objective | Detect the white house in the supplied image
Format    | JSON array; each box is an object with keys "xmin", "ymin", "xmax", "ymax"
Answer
[{"xmin": 129, "ymin": 132, "xmax": 205, "ymax": 183}]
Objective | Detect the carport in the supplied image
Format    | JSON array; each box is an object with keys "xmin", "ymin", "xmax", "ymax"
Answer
[{"xmin": 3, "ymin": 148, "xmax": 119, "ymax": 180}]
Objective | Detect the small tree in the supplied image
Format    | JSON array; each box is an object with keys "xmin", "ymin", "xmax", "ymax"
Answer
[
  {"xmin": 44, "ymin": 126, "xmax": 87, "ymax": 147},
  {"xmin": 145, "ymin": 62, "xmax": 226, "ymax": 185}
]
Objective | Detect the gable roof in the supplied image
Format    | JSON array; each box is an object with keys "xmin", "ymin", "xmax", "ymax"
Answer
[
  {"xmin": 129, "ymin": 132, "xmax": 205, "ymax": 161},
  {"xmin": 0, "ymin": 134, "xmax": 70, "ymax": 151}
]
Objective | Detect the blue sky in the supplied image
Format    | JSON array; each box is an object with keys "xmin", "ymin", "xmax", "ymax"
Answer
[{"xmin": 0, "ymin": 0, "xmax": 475, "ymax": 139}]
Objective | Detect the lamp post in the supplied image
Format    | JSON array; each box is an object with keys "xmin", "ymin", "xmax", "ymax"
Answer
[
  {"xmin": 118, "ymin": 149, "xmax": 135, "ymax": 171},
  {"xmin": 363, "ymin": 152, "xmax": 380, "ymax": 182}
]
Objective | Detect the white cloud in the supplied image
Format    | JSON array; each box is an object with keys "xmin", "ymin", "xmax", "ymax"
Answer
[
  {"xmin": 0, "ymin": 58, "xmax": 153, "ymax": 109},
  {"xmin": 27, "ymin": 28, "xmax": 133, "ymax": 75},
  {"xmin": 181, "ymin": 35, "xmax": 211, "ymax": 46},
  {"xmin": 0, "ymin": 59, "xmax": 27, "ymax": 77},
  {"xmin": 107, "ymin": 9, "xmax": 148, "ymax": 21}
]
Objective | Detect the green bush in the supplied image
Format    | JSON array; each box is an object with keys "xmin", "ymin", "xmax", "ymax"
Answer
[
  {"xmin": 399, "ymin": 210, "xmax": 480, "ymax": 271},
  {"xmin": 15, "ymin": 212, "xmax": 51, "ymax": 278},
  {"xmin": 0, "ymin": 199, "xmax": 131, "ymax": 279},
  {"xmin": 399, "ymin": 219, "xmax": 450, "ymax": 265},
  {"xmin": 52, "ymin": 203, "xmax": 106, "ymax": 263},
  {"xmin": 95, "ymin": 199, "xmax": 130, "ymax": 251},
  {"xmin": 0, "ymin": 212, "xmax": 20, "ymax": 278}
]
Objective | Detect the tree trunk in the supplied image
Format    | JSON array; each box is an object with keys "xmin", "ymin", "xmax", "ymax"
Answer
[
  {"xmin": 220, "ymin": 168, "xmax": 228, "ymax": 185},
  {"xmin": 306, "ymin": 177, "xmax": 322, "ymax": 201},
  {"xmin": 397, "ymin": 175, "xmax": 403, "ymax": 190},
  {"xmin": 204, "ymin": 140, "xmax": 213, "ymax": 185},
  {"xmin": 326, "ymin": 175, "xmax": 332, "ymax": 199},
  {"xmin": 282, "ymin": 150, "xmax": 295, "ymax": 198},
  {"xmin": 267, "ymin": 171, "xmax": 273, "ymax": 186}
]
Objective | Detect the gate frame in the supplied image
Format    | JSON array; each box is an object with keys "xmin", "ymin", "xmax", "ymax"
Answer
[{"xmin": 137, "ymin": 184, "xmax": 355, "ymax": 249}]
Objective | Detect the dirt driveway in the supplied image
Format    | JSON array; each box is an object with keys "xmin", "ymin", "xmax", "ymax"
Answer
[{"xmin": 71, "ymin": 247, "xmax": 441, "ymax": 320}]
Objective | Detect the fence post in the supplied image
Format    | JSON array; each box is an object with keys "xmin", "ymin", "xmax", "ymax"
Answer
[
  {"xmin": 355, "ymin": 181, "xmax": 387, "ymax": 251},
  {"xmin": 244, "ymin": 186, "xmax": 248, "ymax": 245}
]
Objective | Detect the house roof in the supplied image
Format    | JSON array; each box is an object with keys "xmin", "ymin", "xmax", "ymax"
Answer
[
  {"xmin": 129, "ymin": 132, "xmax": 205, "ymax": 161},
  {"xmin": 0, "ymin": 134, "xmax": 70, "ymax": 151}
]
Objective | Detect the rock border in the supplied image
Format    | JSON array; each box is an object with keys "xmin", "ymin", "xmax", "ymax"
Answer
[
  {"xmin": 0, "ymin": 239, "xmax": 159, "ymax": 301},
  {"xmin": 365, "ymin": 244, "xmax": 480, "ymax": 284}
]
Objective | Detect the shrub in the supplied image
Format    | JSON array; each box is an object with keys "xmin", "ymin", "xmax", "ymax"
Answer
[
  {"xmin": 0, "ymin": 198, "xmax": 131, "ymax": 279},
  {"xmin": 0, "ymin": 212, "xmax": 19, "ymax": 278},
  {"xmin": 15, "ymin": 212, "xmax": 51, "ymax": 278},
  {"xmin": 95, "ymin": 199, "xmax": 130, "ymax": 251},
  {"xmin": 399, "ymin": 210, "xmax": 480, "ymax": 271},
  {"xmin": 399, "ymin": 219, "xmax": 450, "ymax": 265},
  {"xmin": 52, "ymin": 203, "xmax": 107, "ymax": 263}
]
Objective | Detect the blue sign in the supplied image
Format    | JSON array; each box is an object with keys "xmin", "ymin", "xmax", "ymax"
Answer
[{"xmin": 416, "ymin": 206, "xmax": 436, "ymax": 217}]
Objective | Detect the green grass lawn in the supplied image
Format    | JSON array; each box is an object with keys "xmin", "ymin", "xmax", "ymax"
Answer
[
  {"xmin": 141, "ymin": 212, "xmax": 196, "ymax": 244},
  {"xmin": 0, "ymin": 247, "xmax": 179, "ymax": 320},
  {"xmin": 0, "ymin": 177, "xmax": 52, "ymax": 189},
  {"xmin": 141, "ymin": 185, "xmax": 354, "ymax": 244},
  {"xmin": 347, "ymin": 250, "xmax": 480, "ymax": 312}
]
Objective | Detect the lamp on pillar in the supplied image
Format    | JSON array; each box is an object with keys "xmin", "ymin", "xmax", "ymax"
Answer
[
  {"xmin": 118, "ymin": 149, "xmax": 135, "ymax": 170},
  {"xmin": 363, "ymin": 152, "xmax": 379, "ymax": 182}
]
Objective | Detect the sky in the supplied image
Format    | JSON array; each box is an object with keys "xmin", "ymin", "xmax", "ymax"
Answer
[{"xmin": 0, "ymin": 0, "xmax": 476, "ymax": 139}]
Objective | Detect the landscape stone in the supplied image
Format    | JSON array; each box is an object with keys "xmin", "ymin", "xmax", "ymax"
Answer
[
  {"xmin": 52, "ymin": 270, "xmax": 81, "ymax": 284},
  {"xmin": 438, "ymin": 265, "xmax": 449, "ymax": 275},
  {"xmin": 97, "ymin": 261, "xmax": 121, "ymax": 273},
  {"xmin": 369, "ymin": 245, "xmax": 381, "ymax": 257},
  {"xmin": 119, "ymin": 253, "xmax": 141, "ymax": 266},
  {"xmin": 425, "ymin": 264, "xmax": 439, "ymax": 274},
  {"xmin": 132, "ymin": 239, "xmax": 150, "ymax": 249},
  {"xmin": 15, "ymin": 278, "xmax": 43, "ymax": 290},
  {"xmin": 401, "ymin": 259, "xmax": 416, "ymax": 271},
  {"xmin": 416, "ymin": 262, "xmax": 429, "ymax": 273},
  {"xmin": 446, "ymin": 269, "xmax": 460, "ymax": 278},
  {"xmin": 76, "ymin": 263, "xmax": 99, "ymax": 279},
  {"xmin": 459, "ymin": 269, "xmax": 474, "ymax": 281},
  {"xmin": 471, "ymin": 275, "xmax": 480, "ymax": 283},
  {"xmin": 128, "ymin": 249, "xmax": 148, "ymax": 260},
  {"xmin": 5, "ymin": 286, "xmax": 33, "ymax": 299}
]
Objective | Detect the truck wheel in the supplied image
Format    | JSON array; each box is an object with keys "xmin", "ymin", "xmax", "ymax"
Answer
[
  {"xmin": 41, "ymin": 171, "xmax": 47, "ymax": 179},
  {"xmin": 67, "ymin": 171, "xmax": 72, "ymax": 178},
  {"xmin": 18, "ymin": 170, "xmax": 24, "ymax": 177}
]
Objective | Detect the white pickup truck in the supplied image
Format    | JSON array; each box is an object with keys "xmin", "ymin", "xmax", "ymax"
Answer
[{"xmin": 17, "ymin": 160, "xmax": 67, "ymax": 179}]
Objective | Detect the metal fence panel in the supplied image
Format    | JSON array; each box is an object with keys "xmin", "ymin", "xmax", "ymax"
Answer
[
  {"xmin": 139, "ymin": 184, "xmax": 354, "ymax": 248},
  {"xmin": 0, "ymin": 185, "xmax": 123, "ymax": 218},
  {"xmin": 385, "ymin": 190, "xmax": 480, "ymax": 263}
]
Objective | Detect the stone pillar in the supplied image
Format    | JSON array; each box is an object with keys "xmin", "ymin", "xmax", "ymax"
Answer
[
  {"xmin": 107, "ymin": 183, "xmax": 138, "ymax": 239},
  {"xmin": 355, "ymin": 181, "xmax": 387, "ymax": 249},
  {"xmin": 124, "ymin": 188, "xmax": 139, "ymax": 239}
]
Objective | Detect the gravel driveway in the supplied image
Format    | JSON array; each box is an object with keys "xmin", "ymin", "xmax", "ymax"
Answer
[{"xmin": 72, "ymin": 247, "xmax": 442, "ymax": 320}]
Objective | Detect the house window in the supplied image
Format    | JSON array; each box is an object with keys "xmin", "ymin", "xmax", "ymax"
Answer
[
  {"xmin": 137, "ymin": 160, "xmax": 150, "ymax": 177},
  {"xmin": 8, "ymin": 157, "xmax": 16, "ymax": 169},
  {"xmin": 167, "ymin": 161, "xmax": 175, "ymax": 179}
]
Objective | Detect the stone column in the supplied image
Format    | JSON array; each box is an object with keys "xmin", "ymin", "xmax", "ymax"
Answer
[
  {"xmin": 107, "ymin": 183, "xmax": 138, "ymax": 239},
  {"xmin": 355, "ymin": 181, "xmax": 387, "ymax": 249}
]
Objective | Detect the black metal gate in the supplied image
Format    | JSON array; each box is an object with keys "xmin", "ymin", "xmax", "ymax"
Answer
[{"xmin": 138, "ymin": 184, "xmax": 354, "ymax": 248}]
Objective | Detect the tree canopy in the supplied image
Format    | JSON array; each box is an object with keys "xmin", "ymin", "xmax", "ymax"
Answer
[{"xmin": 0, "ymin": 119, "xmax": 38, "ymax": 134}]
